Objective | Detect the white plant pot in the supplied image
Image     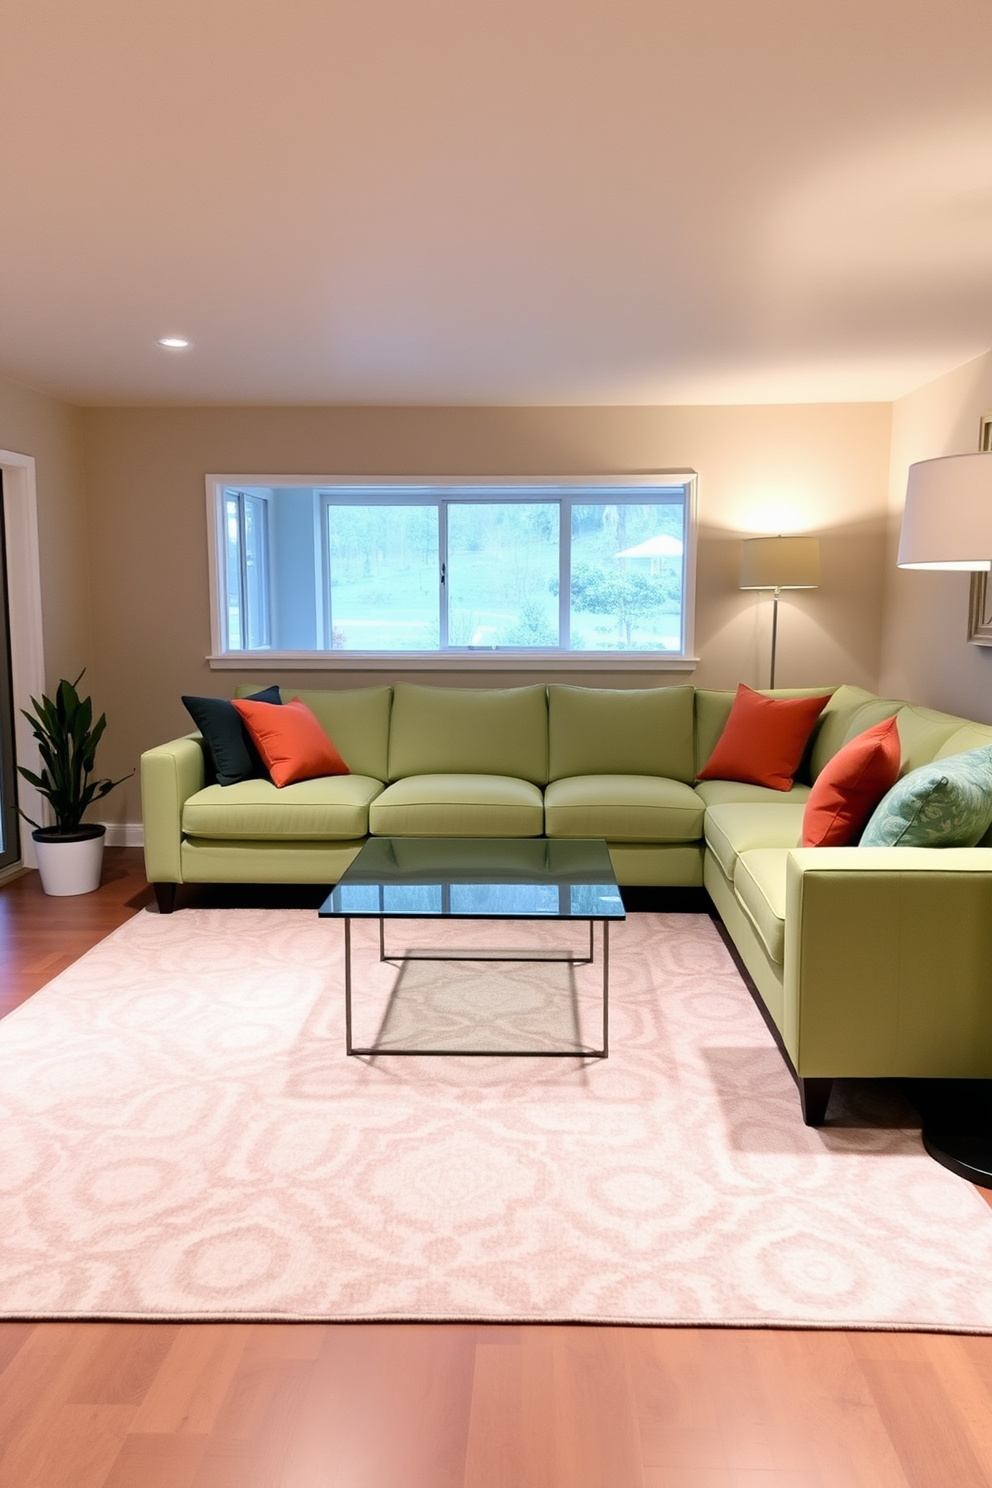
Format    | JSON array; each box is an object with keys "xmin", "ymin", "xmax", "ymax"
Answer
[{"xmin": 32, "ymin": 826, "xmax": 106, "ymax": 896}]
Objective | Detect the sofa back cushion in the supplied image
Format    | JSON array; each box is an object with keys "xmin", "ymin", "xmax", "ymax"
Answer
[
  {"xmin": 935, "ymin": 721, "xmax": 992, "ymax": 759},
  {"xmin": 251, "ymin": 686, "xmax": 392, "ymax": 781},
  {"xmin": 860, "ymin": 745, "xmax": 992, "ymax": 848},
  {"xmin": 802, "ymin": 715, "xmax": 902, "ymax": 846},
  {"xmin": 387, "ymin": 683, "xmax": 549, "ymax": 784},
  {"xmin": 694, "ymin": 687, "xmax": 836, "ymax": 782},
  {"xmin": 697, "ymin": 684, "xmax": 831, "ymax": 791},
  {"xmin": 548, "ymin": 684, "xmax": 695, "ymax": 783},
  {"xmin": 937, "ymin": 722, "xmax": 992, "ymax": 846},
  {"xmin": 891, "ymin": 703, "xmax": 970, "ymax": 774},
  {"xmin": 807, "ymin": 685, "xmax": 902, "ymax": 780},
  {"xmin": 233, "ymin": 698, "xmax": 351, "ymax": 787}
]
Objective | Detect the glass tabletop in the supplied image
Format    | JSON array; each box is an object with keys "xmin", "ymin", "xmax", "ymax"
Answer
[{"xmin": 319, "ymin": 837, "xmax": 626, "ymax": 921}]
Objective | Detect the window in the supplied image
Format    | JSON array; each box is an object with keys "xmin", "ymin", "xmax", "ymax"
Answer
[{"xmin": 207, "ymin": 476, "xmax": 697, "ymax": 669}]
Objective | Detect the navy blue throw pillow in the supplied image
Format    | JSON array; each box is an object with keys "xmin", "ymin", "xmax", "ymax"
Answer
[{"xmin": 182, "ymin": 686, "xmax": 282, "ymax": 786}]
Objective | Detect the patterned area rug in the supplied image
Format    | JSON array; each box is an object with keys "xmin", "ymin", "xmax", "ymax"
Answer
[{"xmin": 2, "ymin": 906, "xmax": 992, "ymax": 1328}]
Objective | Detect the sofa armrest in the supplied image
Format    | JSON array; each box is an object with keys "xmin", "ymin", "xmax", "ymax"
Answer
[
  {"xmin": 782, "ymin": 847, "xmax": 992, "ymax": 1078},
  {"xmin": 140, "ymin": 736, "xmax": 206, "ymax": 884}
]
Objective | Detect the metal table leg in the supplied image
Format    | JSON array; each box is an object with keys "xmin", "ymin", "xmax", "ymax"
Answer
[{"xmin": 344, "ymin": 914, "xmax": 610, "ymax": 1059}]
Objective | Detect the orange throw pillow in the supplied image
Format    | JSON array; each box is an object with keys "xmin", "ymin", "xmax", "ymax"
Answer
[
  {"xmin": 697, "ymin": 683, "xmax": 832, "ymax": 791},
  {"xmin": 232, "ymin": 698, "xmax": 349, "ymax": 787},
  {"xmin": 802, "ymin": 715, "xmax": 901, "ymax": 847}
]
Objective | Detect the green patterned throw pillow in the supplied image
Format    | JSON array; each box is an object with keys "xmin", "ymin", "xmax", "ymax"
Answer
[{"xmin": 860, "ymin": 744, "xmax": 992, "ymax": 847}]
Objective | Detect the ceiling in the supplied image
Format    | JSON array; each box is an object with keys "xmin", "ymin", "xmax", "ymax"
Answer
[{"xmin": 2, "ymin": 0, "xmax": 992, "ymax": 407}]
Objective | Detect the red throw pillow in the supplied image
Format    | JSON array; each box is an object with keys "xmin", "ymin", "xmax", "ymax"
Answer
[
  {"xmin": 232, "ymin": 698, "xmax": 349, "ymax": 787},
  {"xmin": 802, "ymin": 715, "xmax": 901, "ymax": 847},
  {"xmin": 697, "ymin": 683, "xmax": 832, "ymax": 791}
]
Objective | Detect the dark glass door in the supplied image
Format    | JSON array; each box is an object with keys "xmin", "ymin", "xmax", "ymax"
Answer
[{"xmin": 0, "ymin": 478, "xmax": 21, "ymax": 870}]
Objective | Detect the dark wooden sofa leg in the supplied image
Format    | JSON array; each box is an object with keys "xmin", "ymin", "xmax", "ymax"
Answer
[
  {"xmin": 799, "ymin": 1077, "xmax": 833, "ymax": 1126},
  {"xmin": 152, "ymin": 882, "xmax": 178, "ymax": 915}
]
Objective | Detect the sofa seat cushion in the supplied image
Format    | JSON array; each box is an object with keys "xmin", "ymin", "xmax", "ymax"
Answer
[
  {"xmin": 734, "ymin": 849, "xmax": 788, "ymax": 965},
  {"xmin": 182, "ymin": 775, "xmax": 384, "ymax": 841},
  {"xmin": 544, "ymin": 775, "xmax": 703, "ymax": 843},
  {"xmin": 369, "ymin": 774, "xmax": 544, "ymax": 837},
  {"xmin": 694, "ymin": 780, "xmax": 812, "ymax": 808},
  {"xmin": 704, "ymin": 802, "xmax": 805, "ymax": 882}
]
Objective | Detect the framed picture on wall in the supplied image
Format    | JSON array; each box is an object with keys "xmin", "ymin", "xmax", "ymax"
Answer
[{"xmin": 967, "ymin": 411, "xmax": 992, "ymax": 645}]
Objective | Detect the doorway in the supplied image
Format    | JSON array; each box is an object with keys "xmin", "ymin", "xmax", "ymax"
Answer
[{"xmin": 0, "ymin": 449, "xmax": 46, "ymax": 870}]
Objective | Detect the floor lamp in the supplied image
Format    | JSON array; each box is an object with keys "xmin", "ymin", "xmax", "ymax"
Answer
[
  {"xmin": 897, "ymin": 449, "xmax": 992, "ymax": 1187},
  {"xmin": 739, "ymin": 535, "xmax": 821, "ymax": 688}
]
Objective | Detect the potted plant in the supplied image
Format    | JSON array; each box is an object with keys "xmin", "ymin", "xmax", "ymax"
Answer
[{"xmin": 17, "ymin": 672, "xmax": 131, "ymax": 896}]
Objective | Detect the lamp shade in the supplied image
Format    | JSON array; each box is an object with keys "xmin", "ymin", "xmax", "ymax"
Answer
[
  {"xmin": 739, "ymin": 535, "xmax": 820, "ymax": 590},
  {"xmin": 898, "ymin": 452, "xmax": 992, "ymax": 571}
]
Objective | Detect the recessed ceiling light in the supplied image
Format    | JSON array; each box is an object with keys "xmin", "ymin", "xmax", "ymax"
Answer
[{"xmin": 157, "ymin": 336, "xmax": 191, "ymax": 349}]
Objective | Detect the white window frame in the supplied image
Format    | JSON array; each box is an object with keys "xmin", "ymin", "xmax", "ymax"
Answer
[{"xmin": 206, "ymin": 473, "xmax": 699, "ymax": 671}]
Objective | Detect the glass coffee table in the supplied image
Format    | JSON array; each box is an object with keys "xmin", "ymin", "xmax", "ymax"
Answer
[{"xmin": 319, "ymin": 837, "xmax": 625, "ymax": 1058}]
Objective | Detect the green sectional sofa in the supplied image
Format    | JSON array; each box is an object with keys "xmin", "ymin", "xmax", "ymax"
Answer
[{"xmin": 141, "ymin": 680, "xmax": 992, "ymax": 1124}]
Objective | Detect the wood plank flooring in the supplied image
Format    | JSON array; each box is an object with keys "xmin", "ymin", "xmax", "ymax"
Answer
[{"xmin": 1, "ymin": 851, "xmax": 991, "ymax": 1486}]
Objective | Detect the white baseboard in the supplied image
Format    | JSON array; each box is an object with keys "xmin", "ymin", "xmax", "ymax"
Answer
[
  {"xmin": 3, "ymin": 823, "xmax": 143, "ymax": 873},
  {"xmin": 102, "ymin": 822, "xmax": 144, "ymax": 848}
]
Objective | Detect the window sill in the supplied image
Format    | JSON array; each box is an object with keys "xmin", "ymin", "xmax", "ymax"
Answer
[{"xmin": 208, "ymin": 651, "xmax": 699, "ymax": 672}]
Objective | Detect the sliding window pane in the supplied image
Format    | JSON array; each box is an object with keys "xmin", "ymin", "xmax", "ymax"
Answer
[
  {"xmin": 447, "ymin": 503, "xmax": 559, "ymax": 648},
  {"xmin": 570, "ymin": 502, "xmax": 684, "ymax": 651},
  {"xmin": 327, "ymin": 504, "xmax": 439, "ymax": 651},
  {"xmin": 243, "ymin": 494, "xmax": 271, "ymax": 649},
  {"xmin": 225, "ymin": 495, "xmax": 243, "ymax": 649}
]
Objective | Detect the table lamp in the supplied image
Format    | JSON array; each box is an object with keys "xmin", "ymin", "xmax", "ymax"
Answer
[{"xmin": 739, "ymin": 535, "xmax": 821, "ymax": 688}]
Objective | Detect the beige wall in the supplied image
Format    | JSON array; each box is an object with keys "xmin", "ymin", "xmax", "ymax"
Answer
[
  {"xmin": 0, "ymin": 374, "xmax": 91, "ymax": 689},
  {"xmin": 880, "ymin": 350, "xmax": 992, "ymax": 720},
  {"xmin": 82, "ymin": 402, "xmax": 891, "ymax": 823}
]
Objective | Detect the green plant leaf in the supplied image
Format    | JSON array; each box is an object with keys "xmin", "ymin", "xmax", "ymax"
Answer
[{"xmin": 17, "ymin": 671, "xmax": 130, "ymax": 833}]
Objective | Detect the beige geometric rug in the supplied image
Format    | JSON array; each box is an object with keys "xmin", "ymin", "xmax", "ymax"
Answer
[{"xmin": 2, "ymin": 907, "xmax": 992, "ymax": 1329}]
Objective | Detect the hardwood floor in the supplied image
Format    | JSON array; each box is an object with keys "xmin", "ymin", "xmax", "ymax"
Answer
[{"xmin": 1, "ymin": 850, "xmax": 991, "ymax": 1487}]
